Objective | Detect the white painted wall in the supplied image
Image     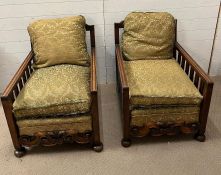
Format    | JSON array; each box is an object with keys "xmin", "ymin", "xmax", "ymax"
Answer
[
  {"xmin": 0, "ymin": 0, "xmax": 220, "ymax": 92},
  {"xmin": 210, "ymin": 8, "xmax": 221, "ymax": 75}
]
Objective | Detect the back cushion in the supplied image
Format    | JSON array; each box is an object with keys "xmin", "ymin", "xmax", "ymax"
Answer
[
  {"xmin": 28, "ymin": 16, "xmax": 90, "ymax": 68},
  {"xmin": 122, "ymin": 12, "xmax": 175, "ymax": 61}
]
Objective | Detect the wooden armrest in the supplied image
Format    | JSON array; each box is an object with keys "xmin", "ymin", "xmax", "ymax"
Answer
[
  {"xmin": 115, "ymin": 45, "xmax": 128, "ymax": 89},
  {"xmin": 90, "ymin": 47, "xmax": 97, "ymax": 93},
  {"xmin": 1, "ymin": 51, "xmax": 34, "ymax": 100},
  {"xmin": 175, "ymin": 42, "xmax": 213, "ymax": 85}
]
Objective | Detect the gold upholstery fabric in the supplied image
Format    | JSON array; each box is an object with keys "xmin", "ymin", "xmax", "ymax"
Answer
[
  {"xmin": 13, "ymin": 64, "xmax": 91, "ymax": 118},
  {"xmin": 122, "ymin": 12, "xmax": 175, "ymax": 61},
  {"xmin": 28, "ymin": 16, "xmax": 90, "ymax": 68},
  {"xmin": 17, "ymin": 115, "xmax": 92, "ymax": 135},
  {"xmin": 131, "ymin": 106, "xmax": 200, "ymax": 127},
  {"xmin": 124, "ymin": 59, "xmax": 203, "ymax": 107}
]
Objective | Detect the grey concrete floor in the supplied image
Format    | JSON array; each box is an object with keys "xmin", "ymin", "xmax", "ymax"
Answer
[{"xmin": 0, "ymin": 77, "xmax": 221, "ymax": 175}]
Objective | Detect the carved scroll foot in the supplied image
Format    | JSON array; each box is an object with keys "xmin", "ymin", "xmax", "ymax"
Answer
[
  {"xmin": 121, "ymin": 138, "xmax": 131, "ymax": 147},
  {"xmin": 194, "ymin": 133, "xmax": 206, "ymax": 142},
  {"xmin": 93, "ymin": 143, "xmax": 103, "ymax": 152},
  {"xmin": 14, "ymin": 147, "xmax": 26, "ymax": 158}
]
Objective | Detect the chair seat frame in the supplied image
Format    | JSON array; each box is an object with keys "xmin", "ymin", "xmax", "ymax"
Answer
[
  {"xmin": 1, "ymin": 24, "xmax": 103, "ymax": 157},
  {"xmin": 114, "ymin": 21, "xmax": 214, "ymax": 147}
]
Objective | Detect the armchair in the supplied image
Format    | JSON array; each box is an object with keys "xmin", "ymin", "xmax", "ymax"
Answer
[
  {"xmin": 115, "ymin": 12, "xmax": 214, "ymax": 147},
  {"xmin": 1, "ymin": 18, "xmax": 103, "ymax": 157}
]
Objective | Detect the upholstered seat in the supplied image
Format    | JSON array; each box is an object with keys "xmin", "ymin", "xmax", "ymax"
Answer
[
  {"xmin": 13, "ymin": 64, "xmax": 91, "ymax": 118},
  {"xmin": 124, "ymin": 59, "xmax": 203, "ymax": 126},
  {"xmin": 124, "ymin": 59, "xmax": 203, "ymax": 107}
]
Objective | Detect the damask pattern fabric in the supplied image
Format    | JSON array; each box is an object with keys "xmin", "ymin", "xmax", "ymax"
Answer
[
  {"xmin": 124, "ymin": 59, "xmax": 203, "ymax": 107},
  {"xmin": 13, "ymin": 64, "xmax": 91, "ymax": 118},
  {"xmin": 131, "ymin": 106, "xmax": 200, "ymax": 127},
  {"xmin": 17, "ymin": 115, "xmax": 92, "ymax": 135},
  {"xmin": 122, "ymin": 12, "xmax": 175, "ymax": 61},
  {"xmin": 28, "ymin": 16, "xmax": 90, "ymax": 68}
]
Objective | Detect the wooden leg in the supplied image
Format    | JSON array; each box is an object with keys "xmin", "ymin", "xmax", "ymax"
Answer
[
  {"xmin": 194, "ymin": 133, "xmax": 206, "ymax": 142},
  {"xmin": 93, "ymin": 142, "xmax": 103, "ymax": 152},
  {"xmin": 121, "ymin": 138, "xmax": 131, "ymax": 147},
  {"xmin": 1, "ymin": 98, "xmax": 26, "ymax": 156},
  {"xmin": 14, "ymin": 147, "xmax": 26, "ymax": 158},
  {"xmin": 91, "ymin": 91, "xmax": 103, "ymax": 152},
  {"xmin": 122, "ymin": 87, "xmax": 131, "ymax": 147}
]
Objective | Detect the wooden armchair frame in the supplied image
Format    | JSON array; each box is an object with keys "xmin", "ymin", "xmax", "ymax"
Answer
[
  {"xmin": 115, "ymin": 21, "xmax": 214, "ymax": 147},
  {"xmin": 1, "ymin": 24, "xmax": 103, "ymax": 157}
]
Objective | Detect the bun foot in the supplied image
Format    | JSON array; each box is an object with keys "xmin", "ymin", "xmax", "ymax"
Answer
[
  {"xmin": 14, "ymin": 148, "xmax": 26, "ymax": 158},
  {"xmin": 93, "ymin": 143, "xmax": 103, "ymax": 152},
  {"xmin": 121, "ymin": 138, "xmax": 131, "ymax": 147},
  {"xmin": 194, "ymin": 134, "xmax": 206, "ymax": 142}
]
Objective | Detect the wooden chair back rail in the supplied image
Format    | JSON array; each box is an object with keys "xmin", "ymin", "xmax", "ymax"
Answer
[
  {"xmin": 86, "ymin": 24, "xmax": 95, "ymax": 47},
  {"xmin": 114, "ymin": 22, "xmax": 124, "ymax": 45}
]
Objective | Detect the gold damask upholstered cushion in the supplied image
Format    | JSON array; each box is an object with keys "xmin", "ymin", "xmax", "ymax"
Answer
[
  {"xmin": 122, "ymin": 12, "xmax": 175, "ymax": 61},
  {"xmin": 13, "ymin": 64, "xmax": 90, "ymax": 118},
  {"xmin": 131, "ymin": 106, "xmax": 200, "ymax": 127},
  {"xmin": 124, "ymin": 59, "xmax": 203, "ymax": 107},
  {"xmin": 17, "ymin": 115, "xmax": 92, "ymax": 135},
  {"xmin": 28, "ymin": 16, "xmax": 90, "ymax": 68}
]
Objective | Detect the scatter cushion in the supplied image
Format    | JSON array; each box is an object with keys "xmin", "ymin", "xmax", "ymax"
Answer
[
  {"xmin": 13, "ymin": 64, "xmax": 91, "ymax": 118},
  {"xmin": 122, "ymin": 12, "xmax": 175, "ymax": 61},
  {"xmin": 28, "ymin": 16, "xmax": 90, "ymax": 68},
  {"xmin": 131, "ymin": 106, "xmax": 200, "ymax": 127},
  {"xmin": 124, "ymin": 59, "xmax": 203, "ymax": 107}
]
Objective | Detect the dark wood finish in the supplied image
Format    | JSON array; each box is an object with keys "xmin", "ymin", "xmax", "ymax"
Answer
[
  {"xmin": 115, "ymin": 19, "xmax": 214, "ymax": 146},
  {"xmin": 1, "ymin": 24, "xmax": 103, "ymax": 157},
  {"xmin": 131, "ymin": 123, "xmax": 199, "ymax": 138},
  {"xmin": 19, "ymin": 130, "xmax": 93, "ymax": 147}
]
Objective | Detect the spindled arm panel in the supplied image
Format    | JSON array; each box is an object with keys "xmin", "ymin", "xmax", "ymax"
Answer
[
  {"xmin": 1, "ymin": 51, "xmax": 34, "ymax": 102},
  {"xmin": 175, "ymin": 42, "xmax": 213, "ymax": 94}
]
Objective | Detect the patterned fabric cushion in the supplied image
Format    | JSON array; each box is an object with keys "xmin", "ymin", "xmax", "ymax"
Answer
[
  {"xmin": 13, "ymin": 64, "xmax": 91, "ymax": 118},
  {"xmin": 28, "ymin": 16, "xmax": 90, "ymax": 68},
  {"xmin": 122, "ymin": 12, "xmax": 175, "ymax": 61},
  {"xmin": 17, "ymin": 115, "xmax": 92, "ymax": 135},
  {"xmin": 131, "ymin": 106, "xmax": 200, "ymax": 127},
  {"xmin": 124, "ymin": 59, "xmax": 203, "ymax": 107}
]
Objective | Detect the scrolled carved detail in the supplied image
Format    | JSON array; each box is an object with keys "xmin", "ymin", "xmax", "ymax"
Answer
[
  {"xmin": 19, "ymin": 130, "xmax": 93, "ymax": 147},
  {"xmin": 130, "ymin": 123, "xmax": 199, "ymax": 138}
]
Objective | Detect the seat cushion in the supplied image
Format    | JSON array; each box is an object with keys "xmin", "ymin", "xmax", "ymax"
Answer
[
  {"xmin": 122, "ymin": 12, "xmax": 175, "ymax": 61},
  {"xmin": 124, "ymin": 59, "xmax": 203, "ymax": 107},
  {"xmin": 17, "ymin": 115, "xmax": 92, "ymax": 135},
  {"xmin": 28, "ymin": 16, "xmax": 90, "ymax": 68},
  {"xmin": 131, "ymin": 106, "xmax": 200, "ymax": 127},
  {"xmin": 13, "ymin": 64, "xmax": 91, "ymax": 118}
]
